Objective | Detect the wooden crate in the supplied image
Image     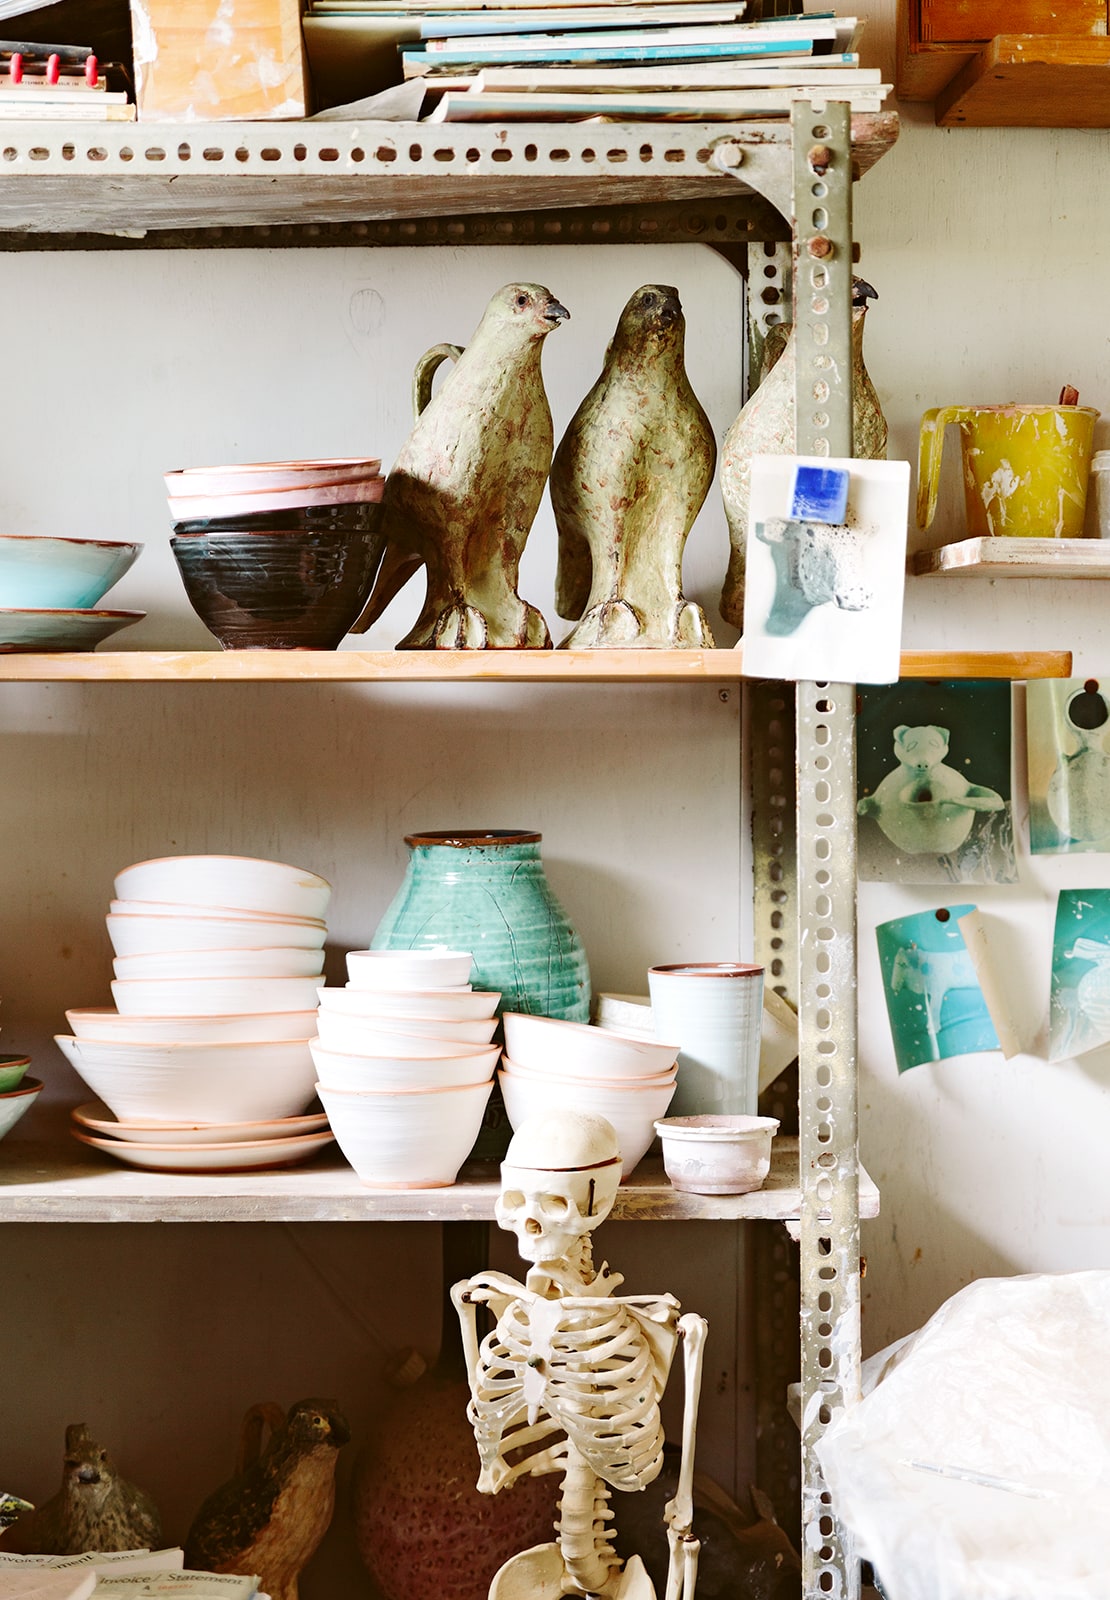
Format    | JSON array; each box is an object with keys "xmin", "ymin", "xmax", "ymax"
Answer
[
  {"xmin": 130, "ymin": 0, "xmax": 308, "ymax": 121},
  {"xmin": 920, "ymin": 0, "xmax": 1106, "ymax": 43}
]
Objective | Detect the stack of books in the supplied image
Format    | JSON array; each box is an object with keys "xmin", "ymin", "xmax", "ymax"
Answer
[
  {"xmin": 0, "ymin": 40, "xmax": 134, "ymax": 120},
  {"xmin": 302, "ymin": 1, "xmax": 889, "ymax": 123},
  {"xmin": 0, "ymin": 1552, "xmax": 261, "ymax": 1600}
]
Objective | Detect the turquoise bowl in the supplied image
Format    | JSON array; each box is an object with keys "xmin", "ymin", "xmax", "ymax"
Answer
[
  {"xmin": 0, "ymin": 1076, "xmax": 42, "ymax": 1140},
  {"xmin": 372, "ymin": 831, "xmax": 591, "ymax": 1022},
  {"xmin": 0, "ymin": 535, "xmax": 142, "ymax": 609},
  {"xmin": 0, "ymin": 1055, "xmax": 31, "ymax": 1093}
]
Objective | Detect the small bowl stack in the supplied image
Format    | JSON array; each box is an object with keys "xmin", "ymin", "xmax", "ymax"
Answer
[
  {"xmin": 500, "ymin": 1012, "xmax": 680, "ymax": 1177},
  {"xmin": 57, "ymin": 855, "xmax": 330, "ymax": 1165},
  {"xmin": 0, "ymin": 1003, "xmax": 40, "ymax": 1140},
  {"xmin": 313, "ymin": 948, "xmax": 500, "ymax": 1189},
  {"xmin": 0, "ymin": 533, "xmax": 145, "ymax": 653},
  {"xmin": 165, "ymin": 460, "xmax": 386, "ymax": 650}
]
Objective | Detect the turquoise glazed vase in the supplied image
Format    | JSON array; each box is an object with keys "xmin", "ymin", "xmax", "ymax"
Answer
[{"xmin": 371, "ymin": 831, "xmax": 591, "ymax": 1021}]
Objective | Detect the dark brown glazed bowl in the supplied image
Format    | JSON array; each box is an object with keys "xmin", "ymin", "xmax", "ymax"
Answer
[{"xmin": 170, "ymin": 527, "xmax": 386, "ymax": 650}]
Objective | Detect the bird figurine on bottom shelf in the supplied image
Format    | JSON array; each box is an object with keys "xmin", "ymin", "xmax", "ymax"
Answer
[
  {"xmin": 350, "ymin": 283, "xmax": 569, "ymax": 650},
  {"xmin": 184, "ymin": 1399, "xmax": 349, "ymax": 1600},
  {"xmin": 551, "ymin": 284, "xmax": 717, "ymax": 649},
  {"xmin": 0, "ymin": 1423, "xmax": 161, "ymax": 1555}
]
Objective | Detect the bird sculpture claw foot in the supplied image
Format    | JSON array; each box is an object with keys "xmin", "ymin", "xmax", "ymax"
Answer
[
  {"xmin": 560, "ymin": 598, "xmax": 642, "ymax": 649},
  {"xmin": 669, "ymin": 600, "xmax": 714, "ymax": 649},
  {"xmin": 560, "ymin": 598, "xmax": 714, "ymax": 650},
  {"xmin": 487, "ymin": 1544, "xmax": 657, "ymax": 1600}
]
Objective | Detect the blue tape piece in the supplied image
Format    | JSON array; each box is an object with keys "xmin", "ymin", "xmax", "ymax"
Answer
[{"xmin": 791, "ymin": 463, "xmax": 849, "ymax": 523}]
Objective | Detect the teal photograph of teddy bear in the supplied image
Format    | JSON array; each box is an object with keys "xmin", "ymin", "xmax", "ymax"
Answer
[{"xmin": 857, "ymin": 680, "xmax": 1015, "ymax": 886}]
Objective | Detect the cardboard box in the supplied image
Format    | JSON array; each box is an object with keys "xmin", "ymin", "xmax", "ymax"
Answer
[{"xmin": 130, "ymin": 0, "xmax": 308, "ymax": 121}]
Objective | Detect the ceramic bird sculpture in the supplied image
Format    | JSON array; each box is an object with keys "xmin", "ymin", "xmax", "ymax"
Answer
[
  {"xmin": 184, "ymin": 1399, "xmax": 349, "ymax": 1600},
  {"xmin": 0, "ymin": 1423, "xmax": 161, "ymax": 1555},
  {"xmin": 719, "ymin": 276, "xmax": 887, "ymax": 630},
  {"xmin": 351, "ymin": 283, "xmax": 569, "ymax": 650},
  {"xmin": 551, "ymin": 284, "xmax": 717, "ymax": 649}
]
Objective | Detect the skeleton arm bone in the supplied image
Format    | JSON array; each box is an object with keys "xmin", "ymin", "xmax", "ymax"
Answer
[
  {"xmin": 664, "ymin": 1313, "xmax": 708, "ymax": 1600},
  {"xmin": 451, "ymin": 1271, "xmax": 530, "ymax": 1389}
]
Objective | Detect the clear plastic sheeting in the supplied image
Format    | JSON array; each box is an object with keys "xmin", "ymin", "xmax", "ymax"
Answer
[{"xmin": 816, "ymin": 1271, "xmax": 1110, "ymax": 1600}]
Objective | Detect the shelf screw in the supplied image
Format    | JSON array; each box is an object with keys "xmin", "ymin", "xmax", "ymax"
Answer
[
  {"xmin": 715, "ymin": 142, "xmax": 743, "ymax": 169},
  {"xmin": 807, "ymin": 236, "xmax": 834, "ymax": 259}
]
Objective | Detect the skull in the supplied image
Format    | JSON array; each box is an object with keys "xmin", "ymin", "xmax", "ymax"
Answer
[{"xmin": 496, "ymin": 1110, "xmax": 622, "ymax": 1266}]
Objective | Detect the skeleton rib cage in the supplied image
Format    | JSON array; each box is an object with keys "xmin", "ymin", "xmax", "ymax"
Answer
[{"xmin": 469, "ymin": 1288, "xmax": 678, "ymax": 1497}]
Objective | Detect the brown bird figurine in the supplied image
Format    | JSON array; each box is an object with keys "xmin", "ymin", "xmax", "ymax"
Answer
[
  {"xmin": 0, "ymin": 1423, "xmax": 161, "ymax": 1555},
  {"xmin": 184, "ymin": 1399, "xmax": 349, "ymax": 1600},
  {"xmin": 351, "ymin": 282, "xmax": 569, "ymax": 650},
  {"xmin": 551, "ymin": 284, "xmax": 716, "ymax": 649}
]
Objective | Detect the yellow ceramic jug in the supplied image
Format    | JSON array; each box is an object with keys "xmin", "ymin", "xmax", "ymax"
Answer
[{"xmin": 917, "ymin": 402, "xmax": 1099, "ymax": 538}]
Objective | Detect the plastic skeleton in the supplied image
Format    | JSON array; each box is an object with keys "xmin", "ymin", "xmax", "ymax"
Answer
[{"xmin": 452, "ymin": 1110, "xmax": 708, "ymax": 1600}]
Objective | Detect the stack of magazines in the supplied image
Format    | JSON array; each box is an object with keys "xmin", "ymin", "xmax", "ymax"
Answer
[
  {"xmin": 302, "ymin": 1, "xmax": 889, "ymax": 123},
  {"xmin": 0, "ymin": 1551, "xmax": 262, "ymax": 1600}
]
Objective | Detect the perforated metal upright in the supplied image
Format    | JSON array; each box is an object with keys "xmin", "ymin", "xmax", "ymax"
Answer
[{"xmin": 750, "ymin": 102, "xmax": 861, "ymax": 1600}]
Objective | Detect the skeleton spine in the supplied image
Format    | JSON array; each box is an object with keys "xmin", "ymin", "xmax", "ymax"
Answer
[{"xmin": 555, "ymin": 1450, "xmax": 616, "ymax": 1593}]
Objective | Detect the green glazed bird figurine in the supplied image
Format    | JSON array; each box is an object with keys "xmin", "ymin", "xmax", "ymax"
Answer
[
  {"xmin": 184, "ymin": 1399, "xmax": 349, "ymax": 1600},
  {"xmin": 551, "ymin": 284, "xmax": 717, "ymax": 649},
  {"xmin": 0, "ymin": 1423, "xmax": 161, "ymax": 1555},
  {"xmin": 351, "ymin": 283, "xmax": 569, "ymax": 650}
]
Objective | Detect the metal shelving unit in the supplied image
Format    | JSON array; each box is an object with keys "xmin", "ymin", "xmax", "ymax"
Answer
[{"xmin": 0, "ymin": 103, "xmax": 909, "ymax": 1600}]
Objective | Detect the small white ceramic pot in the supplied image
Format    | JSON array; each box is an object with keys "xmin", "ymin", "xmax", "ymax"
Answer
[
  {"xmin": 648, "ymin": 962, "xmax": 764, "ymax": 1118},
  {"xmin": 654, "ymin": 1113, "xmax": 780, "ymax": 1195}
]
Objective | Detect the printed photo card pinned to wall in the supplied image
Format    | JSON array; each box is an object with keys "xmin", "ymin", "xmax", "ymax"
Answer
[
  {"xmin": 875, "ymin": 904, "xmax": 1002, "ymax": 1073},
  {"xmin": 1049, "ymin": 890, "xmax": 1110, "ymax": 1061},
  {"xmin": 740, "ymin": 454, "xmax": 910, "ymax": 684},
  {"xmin": 1028, "ymin": 677, "xmax": 1110, "ymax": 855},
  {"xmin": 857, "ymin": 680, "xmax": 1015, "ymax": 885}
]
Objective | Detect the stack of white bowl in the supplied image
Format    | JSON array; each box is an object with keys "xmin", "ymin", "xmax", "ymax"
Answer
[
  {"xmin": 312, "ymin": 948, "xmax": 500, "ymax": 1188},
  {"xmin": 500, "ymin": 1013, "xmax": 680, "ymax": 1176},
  {"xmin": 57, "ymin": 855, "xmax": 329, "ymax": 1130}
]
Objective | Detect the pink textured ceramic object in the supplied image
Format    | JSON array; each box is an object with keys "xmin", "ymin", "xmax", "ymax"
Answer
[{"xmin": 353, "ymin": 1374, "xmax": 559, "ymax": 1600}]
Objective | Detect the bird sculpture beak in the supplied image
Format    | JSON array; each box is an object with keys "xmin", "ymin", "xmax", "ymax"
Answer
[{"xmin": 544, "ymin": 300, "xmax": 571, "ymax": 325}]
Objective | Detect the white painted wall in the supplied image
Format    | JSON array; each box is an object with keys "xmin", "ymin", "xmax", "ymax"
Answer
[{"xmin": 853, "ymin": 4, "xmax": 1110, "ymax": 1356}]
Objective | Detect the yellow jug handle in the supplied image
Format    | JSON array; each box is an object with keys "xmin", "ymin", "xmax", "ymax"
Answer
[
  {"xmin": 917, "ymin": 406, "xmax": 972, "ymax": 530},
  {"xmin": 412, "ymin": 342, "xmax": 464, "ymax": 419}
]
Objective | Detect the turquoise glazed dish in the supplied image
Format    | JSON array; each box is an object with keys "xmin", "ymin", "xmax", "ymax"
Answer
[
  {"xmin": 371, "ymin": 831, "xmax": 591, "ymax": 1022},
  {"xmin": 0, "ymin": 1056, "xmax": 31, "ymax": 1093},
  {"xmin": 0, "ymin": 536, "xmax": 142, "ymax": 609},
  {"xmin": 0, "ymin": 1076, "xmax": 42, "ymax": 1139}
]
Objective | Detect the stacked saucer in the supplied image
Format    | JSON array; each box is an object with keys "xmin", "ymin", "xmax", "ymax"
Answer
[{"xmin": 0, "ymin": 533, "xmax": 144, "ymax": 653}]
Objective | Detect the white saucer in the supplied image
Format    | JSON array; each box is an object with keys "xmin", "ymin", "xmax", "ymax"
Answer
[
  {"xmin": 72, "ymin": 1100, "xmax": 328, "ymax": 1146},
  {"xmin": 72, "ymin": 1126, "xmax": 335, "ymax": 1172}
]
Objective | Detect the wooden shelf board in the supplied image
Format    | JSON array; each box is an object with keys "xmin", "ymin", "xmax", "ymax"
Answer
[
  {"xmin": 938, "ymin": 35, "xmax": 1110, "ymax": 126},
  {"xmin": 913, "ymin": 537, "xmax": 1110, "ymax": 579},
  {"xmin": 0, "ymin": 647, "xmax": 1072, "ymax": 682},
  {"xmin": 0, "ymin": 1136, "xmax": 878, "ymax": 1224}
]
